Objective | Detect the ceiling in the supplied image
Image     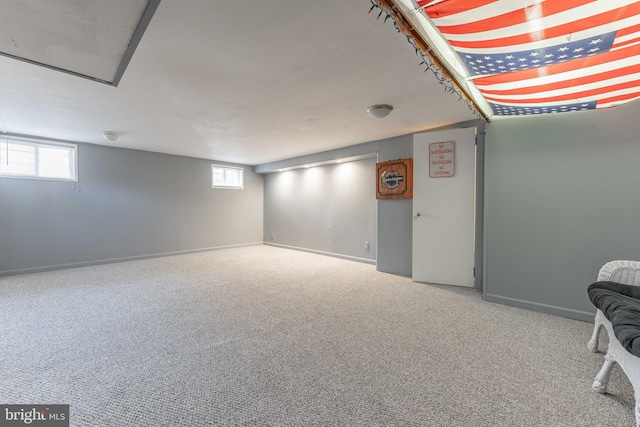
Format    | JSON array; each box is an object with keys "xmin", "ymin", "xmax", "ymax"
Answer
[{"xmin": 0, "ymin": 0, "xmax": 478, "ymax": 166}]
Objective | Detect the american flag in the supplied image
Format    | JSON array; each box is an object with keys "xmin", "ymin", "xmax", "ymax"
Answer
[{"xmin": 418, "ymin": 0, "xmax": 640, "ymax": 116}]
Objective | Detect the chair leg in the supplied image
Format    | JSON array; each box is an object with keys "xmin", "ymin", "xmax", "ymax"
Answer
[
  {"xmin": 593, "ymin": 357, "xmax": 616, "ymax": 393},
  {"xmin": 588, "ymin": 318, "xmax": 603, "ymax": 353}
]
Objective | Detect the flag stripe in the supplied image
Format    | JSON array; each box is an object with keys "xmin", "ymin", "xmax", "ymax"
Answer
[
  {"xmin": 433, "ymin": 0, "xmax": 596, "ymax": 36},
  {"xmin": 428, "ymin": 0, "xmax": 543, "ymax": 27},
  {"xmin": 444, "ymin": 2, "xmax": 640, "ymax": 46},
  {"xmin": 418, "ymin": 0, "xmax": 496, "ymax": 18},
  {"xmin": 613, "ymin": 37, "xmax": 640, "ymax": 50},
  {"xmin": 479, "ymin": 64, "xmax": 640, "ymax": 97},
  {"xmin": 612, "ymin": 23, "xmax": 640, "ymax": 49},
  {"xmin": 451, "ymin": 14, "xmax": 640, "ymax": 56},
  {"xmin": 598, "ymin": 92, "xmax": 640, "ymax": 107},
  {"xmin": 483, "ymin": 78, "xmax": 640, "ymax": 104},
  {"xmin": 446, "ymin": 2, "xmax": 640, "ymax": 49},
  {"xmin": 590, "ymin": 87, "xmax": 640, "ymax": 105},
  {"xmin": 614, "ymin": 22, "xmax": 640, "ymax": 39},
  {"xmin": 475, "ymin": 54, "xmax": 640, "ymax": 92}
]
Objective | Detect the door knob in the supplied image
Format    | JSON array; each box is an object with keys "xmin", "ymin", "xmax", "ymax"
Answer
[{"xmin": 416, "ymin": 212, "xmax": 422, "ymax": 217}]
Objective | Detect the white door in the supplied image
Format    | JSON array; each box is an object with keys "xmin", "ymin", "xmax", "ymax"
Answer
[{"xmin": 412, "ymin": 128, "xmax": 476, "ymax": 287}]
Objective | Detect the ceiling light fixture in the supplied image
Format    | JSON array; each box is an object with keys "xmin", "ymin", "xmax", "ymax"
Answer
[
  {"xmin": 366, "ymin": 104, "xmax": 393, "ymax": 119},
  {"xmin": 102, "ymin": 131, "xmax": 120, "ymax": 142}
]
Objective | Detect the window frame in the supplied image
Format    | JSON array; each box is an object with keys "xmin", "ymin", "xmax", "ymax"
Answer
[
  {"xmin": 0, "ymin": 138, "xmax": 78, "ymax": 182},
  {"xmin": 211, "ymin": 164, "xmax": 244, "ymax": 189}
]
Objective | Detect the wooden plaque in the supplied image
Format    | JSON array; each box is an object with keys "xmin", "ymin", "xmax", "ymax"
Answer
[{"xmin": 376, "ymin": 158, "xmax": 413, "ymax": 199}]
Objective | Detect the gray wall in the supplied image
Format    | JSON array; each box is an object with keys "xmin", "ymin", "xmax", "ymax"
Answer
[
  {"xmin": 259, "ymin": 134, "xmax": 414, "ymax": 275},
  {"xmin": 376, "ymin": 135, "xmax": 413, "ymax": 276},
  {"xmin": 484, "ymin": 103, "xmax": 640, "ymax": 321},
  {"xmin": 0, "ymin": 142, "xmax": 263, "ymax": 275},
  {"xmin": 264, "ymin": 158, "xmax": 377, "ymax": 261}
]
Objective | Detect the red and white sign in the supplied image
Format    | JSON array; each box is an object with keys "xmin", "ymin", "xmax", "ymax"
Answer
[{"xmin": 429, "ymin": 141, "xmax": 455, "ymax": 178}]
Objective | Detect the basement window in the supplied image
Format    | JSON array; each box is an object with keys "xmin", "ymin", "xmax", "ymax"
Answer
[
  {"xmin": 212, "ymin": 165, "xmax": 243, "ymax": 189},
  {"xmin": 0, "ymin": 139, "xmax": 77, "ymax": 181}
]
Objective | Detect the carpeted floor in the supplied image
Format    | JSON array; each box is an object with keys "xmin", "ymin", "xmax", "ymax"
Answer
[{"xmin": 0, "ymin": 245, "xmax": 635, "ymax": 426}]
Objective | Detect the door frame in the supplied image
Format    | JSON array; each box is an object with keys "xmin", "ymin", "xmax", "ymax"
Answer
[{"xmin": 474, "ymin": 122, "xmax": 485, "ymax": 289}]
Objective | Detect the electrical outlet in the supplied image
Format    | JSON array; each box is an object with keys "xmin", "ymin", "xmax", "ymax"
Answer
[
  {"xmin": 364, "ymin": 240, "xmax": 369, "ymax": 249},
  {"xmin": 271, "ymin": 232, "xmax": 275, "ymax": 241}
]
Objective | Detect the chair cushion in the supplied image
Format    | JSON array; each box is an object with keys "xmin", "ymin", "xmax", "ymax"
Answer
[{"xmin": 588, "ymin": 281, "xmax": 640, "ymax": 358}]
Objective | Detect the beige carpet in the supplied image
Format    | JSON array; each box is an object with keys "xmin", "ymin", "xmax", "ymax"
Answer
[{"xmin": 0, "ymin": 245, "xmax": 634, "ymax": 426}]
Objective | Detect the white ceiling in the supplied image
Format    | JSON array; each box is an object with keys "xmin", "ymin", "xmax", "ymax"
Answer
[{"xmin": 0, "ymin": 0, "xmax": 478, "ymax": 166}]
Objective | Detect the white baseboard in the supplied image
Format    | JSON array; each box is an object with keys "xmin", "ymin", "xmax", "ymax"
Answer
[
  {"xmin": 483, "ymin": 292, "xmax": 595, "ymax": 322},
  {"xmin": 264, "ymin": 242, "xmax": 376, "ymax": 265},
  {"xmin": 0, "ymin": 242, "xmax": 263, "ymax": 277}
]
